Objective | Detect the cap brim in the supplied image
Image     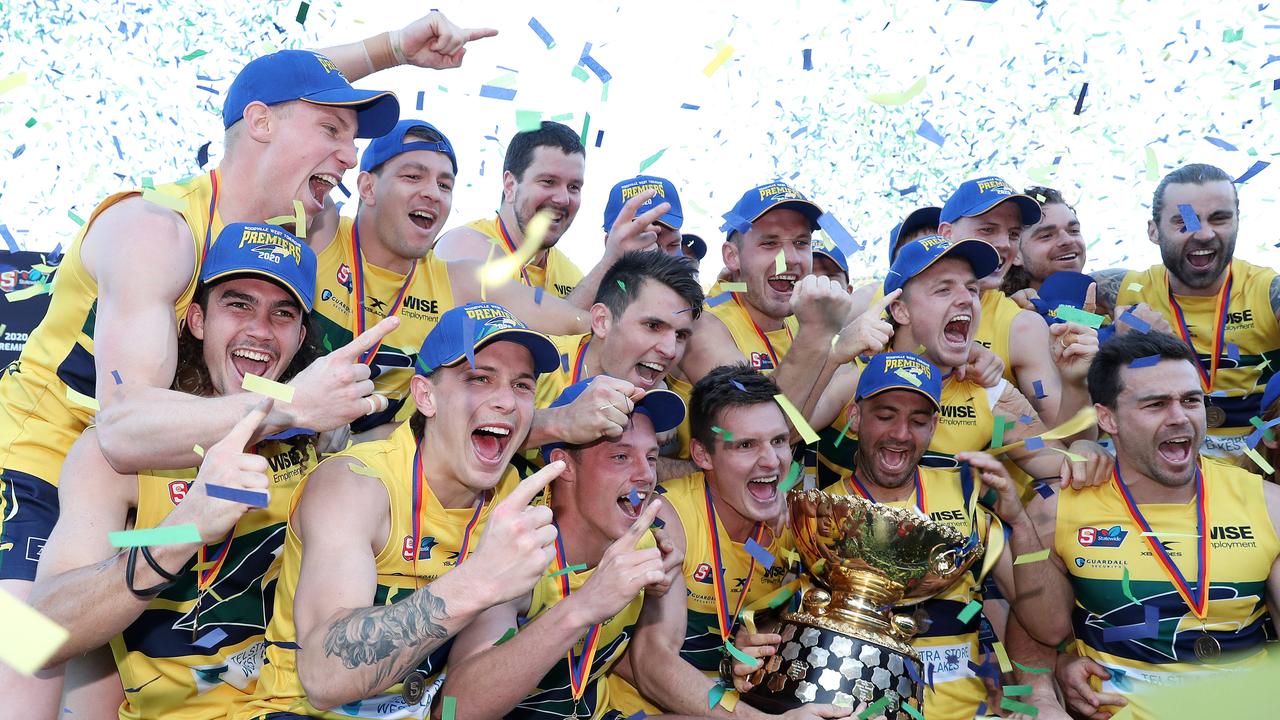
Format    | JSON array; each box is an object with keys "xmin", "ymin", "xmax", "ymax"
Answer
[
  {"xmin": 301, "ymin": 90, "xmax": 400, "ymax": 139},
  {"xmin": 438, "ymin": 327, "xmax": 561, "ymax": 376},
  {"xmin": 884, "ymin": 238, "xmax": 1000, "ymax": 296},
  {"xmin": 1036, "ymin": 271, "xmax": 1095, "ymax": 310},
  {"xmin": 857, "ymin": 385, "xmax": 941, "ymax": 412},
  {"xmin": 900, "ymin": 207, "xmax": 942, "ymax": 239},
  {"xmin": 814, "ymin": 248, "xmax": 849, "ymax": 274},
  {"xmin": 965, "ymin": 195, "xmax": 1042, "ymax": 225},
  {"xmin": 634, "ymin": 389, "xmax": 687, "ymax": 434},
  {"xmin": 751, "ymin": 200, "xmax": 823, "ymax": 230},
  {"xmin": 201, "ymin": 268, "xmax": 312, "ymax": 313}
]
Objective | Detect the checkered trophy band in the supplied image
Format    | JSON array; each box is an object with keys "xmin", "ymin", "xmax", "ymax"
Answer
[{"xmin": 743, "ymin": 489, "xmax": 985, "ymax": 718}]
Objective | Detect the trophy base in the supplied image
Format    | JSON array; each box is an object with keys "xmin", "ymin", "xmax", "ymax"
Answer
[{"xmin": 743, "ymin": 612, "xmax": 923, "ymax": 719}]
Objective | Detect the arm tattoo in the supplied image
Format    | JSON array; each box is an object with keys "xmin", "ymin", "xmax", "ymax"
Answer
[
  {"xmin": 1270, "ymin": 275, "xmax": 1280, "ymax": 320},
  {"xmin": 1091, "ymin": 268, "xmax": 1128, "ymax": 314},
  {"xmin": 322, "ymin": 587, "xmax": 451, "ymax": 692}
]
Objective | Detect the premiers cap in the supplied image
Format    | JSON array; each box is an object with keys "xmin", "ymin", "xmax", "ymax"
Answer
[
  {"xmin": 680, "ymin": 233, "xmax": 707, "ymax": 261},
  {"xmin": 223, "ymin": 49, "xmax": 400, "ymax": 139},
  {"xmin": 721, "ymin": 181, "xmax": 823, "ymax": 235},
  {"xmin": 541, "ymin": 377, "xmax": 687, "ymax": 460},
  {"xmin": 940, "ymin": 177, "xmax": 1041, "ymax": 225},
  {"xmin": 887, "ymin": 206, "xmax": 942, "ymax": 265},
  {"xmin": 360, "ymin": 118, "xmax": 457, "ymax": 174},
  {"xmin": 603, "ymin": 176, "xmax": 683, "ymax": 231},
  {"xmin": 416, "ymin": 303, "xmax": 559, "ymax": 376},
  {"xmin": 884, "ymin": 234, "xmax": 1000, "ymax": 296},
  {"xmin": 1031, "ymin": 271, "xmax": 1095, "ymax": 325},
  {"xmin": 813, "ymin": 235, "xmax": 849, "ymax": 274},
  {"xmin": 202, "ymin": 223, "xmax": 318, "ymax": 312},
  {"xmin": 856, "ymin": 352, "xmax": 943, "ymax": 412}
]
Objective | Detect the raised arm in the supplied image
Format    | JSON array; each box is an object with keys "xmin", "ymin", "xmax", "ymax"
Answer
[
  {"xmin": 1006, "ymin": 310, "xmax": 1065, "ymax": 424},
  {"xmin": 294, "ymin": 460, "xmax": 561, "ymax": 710},
  {"xmin": 562, "ymin": 191, "xmax": 672, "ymax": 310},
  {"xmin": 320, "ymin": 11, "xmax": 497, "ymax": 82},
  {"xmin": 31, "ymin": 403, "xmax": 274, "ymax": 664}
]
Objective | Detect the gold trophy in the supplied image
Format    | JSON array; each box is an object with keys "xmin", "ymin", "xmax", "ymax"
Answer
[{"xmin": 743, "ymin": 489, "xmax": 984, "ymax": 718}]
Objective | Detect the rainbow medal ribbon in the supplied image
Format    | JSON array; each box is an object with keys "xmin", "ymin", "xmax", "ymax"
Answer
[
  {"xmin": 551, "ymin": 530, "xmax": 601, "ymax": 703},
  {"xmin": 702, "ymin": 482, "xmax": 766, "ymax": 641},
  {"xmin": 1111, "ymin": 465, "xmax": 1214, "ymax": 660},
  {"xmin": 1166, "ymin": 268, "xmax": 1232, "ymax": 400},
  {"xmin": 349, "ymin": 222, "xmax": 416, "ymax": 365},
  {"xmin": 495, "ymin": 214, "xmax": 534, "ymax": 286},
  {"xmin": 570, "ymin": 338, "xmax": 590, "ymax": 384},
  {"xmin": 732, "ymin": 292, "xmax": 791, "ymax": 372},
  {"xmin": 199, "ymin": 168, "xmax": 220, "ymax": 261},
  {"xmin": 844, "ymin": 469, "xmax": 927, "ymax": 516},
  {"xmin": 410, "ymin": 445, "xmax": 487, "ymax": 589}
]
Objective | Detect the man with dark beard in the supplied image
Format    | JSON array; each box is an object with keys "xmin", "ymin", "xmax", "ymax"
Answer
[{"xmin": 1091, "ymin": 163, "xmax": 1280, "ymax": 462}]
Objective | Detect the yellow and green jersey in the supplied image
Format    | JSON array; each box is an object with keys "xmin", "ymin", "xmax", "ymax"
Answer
[{"xmin": 463, "ymin": 215, "xmax": 582, "ymax": 299}]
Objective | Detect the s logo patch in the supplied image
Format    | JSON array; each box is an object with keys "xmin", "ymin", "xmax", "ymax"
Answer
[{"xmin": 1078, "ymin": 525, "xmax": 1127, "ymax": 548}]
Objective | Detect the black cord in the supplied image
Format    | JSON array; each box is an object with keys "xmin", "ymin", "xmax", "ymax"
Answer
[{"xmin": 125, "ymin": 546, "xmax": 178, "ymax": 598}]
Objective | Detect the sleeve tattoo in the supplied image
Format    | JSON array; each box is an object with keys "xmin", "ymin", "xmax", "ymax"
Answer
[
  {"xmin": 1091, "ymin": 268, "xmax": 1128, "ymax": 313},
  {"xmin": 321, "ymin": 587, "xmax": 451, "ymax": 692},
  {"xmin": 1270, "ymin": 275, "xmax": 1280, "ymax": 319}
]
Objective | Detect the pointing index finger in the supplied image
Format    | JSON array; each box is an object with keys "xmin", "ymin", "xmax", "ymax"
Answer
[
  {"xmin": 339, "ymin": 316, "xmax": 400, "ymax": 361},
  {"xmin": 221, "ymin": 398, "xmax": 274, "ymax": 452},
  {"xmin": 465, "ymin": 27, "xmax": 499, "ymax": 42},
  {"xmin": 870, "ymin": 288, "xmax": 902, "ymax": 316},
  {"xmin": 622, "ymin": 496, "xmax": 663, "ymax": 546},
  {"xmin": 502, "ymin": 460, "xmax": 564, "ymax": 510}
]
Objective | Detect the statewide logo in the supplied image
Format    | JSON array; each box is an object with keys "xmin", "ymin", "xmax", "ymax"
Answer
[
  {"xmin": 1077, "ymin": 525, "xmax": 1128, "ymax": 548},
  {"xmin": 692, "ymin": 562, "xmax": 715, "ymax": 584},
  {"xmin": 169, "ymin": 480, "xmax": 192, "ymax": 505},
  {"xmin": 336, "ymin": 263, "xmax": 352, "ymax": 291},
  {"xmin": 749, "ymin": 352, "xmax": 776, "ymax": 371},
  {"xmin": 402, "ymin": 534, "xmax": 439, "ymax": 561}
]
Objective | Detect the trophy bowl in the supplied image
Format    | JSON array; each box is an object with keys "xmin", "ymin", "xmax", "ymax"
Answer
[{"xmin": 743, "ymin": 488, "xmax": 985, "ymax": 718}]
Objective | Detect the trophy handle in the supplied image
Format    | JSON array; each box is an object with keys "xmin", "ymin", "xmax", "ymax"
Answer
[{"xmin": 929, "ymin": 544, "xmax": 959, "ymax": 576}]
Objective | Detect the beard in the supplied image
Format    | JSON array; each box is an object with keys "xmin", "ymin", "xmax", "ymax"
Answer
[{"xmin": 1159, "ymin": 226, "xmax": 1236, "ymax": 290}]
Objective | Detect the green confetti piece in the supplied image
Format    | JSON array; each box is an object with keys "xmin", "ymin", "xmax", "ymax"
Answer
[
  {"xmin": 779, "ymin": 461, "xmax": 803, "ymax": 493},
  {"xmin": 181, "ymin": 49, "xmax": 207, "ymax": 61},
  {"xmin": 895, "ymin": 369, "xmax": 922, "ymax": 387},
  {"xmin": 441, "ymin": 695, "xmax": 457, "ymax": 720},
  {"xmin": 901, "ymin": 703, "xmax": 925, "ymax": 720},
  {"xmin": 67, "ymin": 210, "xmax": 85, "ymax": 226},
  {"xmin": 834, "ymin": 409, "xmax": 856, "ymax": 447},
  {"xmin": 707, "ymin": 683, "xmax": 726, "ymax": 709},
  {"xmin": 322, "ymin": 335, "xmax": 333, "ymax": 352},
  {"xmin": 992, "ymin": 415, "xmax": 1007, "ymax": 448},
  {"xmin": 0, "ymin": 71, "xmax": 30, "ymax": 95},
  {"xmin": 1053, "ymin": 304, "xmax": 1105, "ymax": 328},
  {"xmin": 724, "ymin": 640, "xmax": 761, "ymax": 669},
  {"xmin": 638, "ymin": 147, "xmax": 667, "ymax": 173},
  {"xmin": 1144, "ymin": 146, "xmax": 1159, "ymax": 181},
  {"xmin": 1223, "ymin": 27, "xmax": 1243, "ymax": 42},
  {"xmin": 141, "ymin": 176, "xmax": 155, "ymax": 190},
  {"xmin": 1244, "ymin": 446, "xmax": 1274, "ymax": 474},
  {"xmin": 571, "ymin": 65, "xmax": 590, "ymax": 82},
  {"xmin": 109, "ymin": 524, "xmax": 200, "ymax": 548},
  {"xmin": 515, "ymin": 109, "xmax": 543, "ymax": 131},
  {"xmin": 600, "ymin": 81, "xmax": 609, "ymax": 102},
  {"xmin": 857, "ymin": 696, "xmax": 892, "ymax": 720},
  {"xmin": 1250, "ymin": 416, "xmax": 1275, "ymax": 442},
  {"xmin": 711, "ymin": 425, "xmax": 733, "ymax": 442},
  {"xmin": 1003, "ymin": 684, "xmax": 1032, "ymax": 697},
  {"xmin": 1121, "ymin": 566, "xmax": 1139, "ymax": 605},
  {"xmin": 765, "ymin": 585, "xmax": 796, "ymax": 609},
  {"xmin": 295, "ymin": 0, "xmax": 310, "ymax": 24},
  {"xmin": 616, "ymin": 279, "xmax": 626, "ymax": 293},
  {"xmin": 866, "ymin": 76, "xmax": 927, "ymax": 105},
  {"xmin": 494, "ymin": 627, "xmax": 517, "ymax": 645},
  {"xmin": 957, "ymin": 599, "xmax": 983, "ymax": 623},
  {"xmin": 24, "ymin": 117, "xmax": 36, "ymax": 128},
  {"xmin": 1000, "ymin": 698, "xmax": 1039, "ymax": 717},
  {"xmin": 549, "ymin": 563, "xmax": 587, "ymax": 577},
  {"xmin": 1013, "ymin": 661, "xmax": 1052, "ymax": 674},
  {"xmin": 579, "ymin": 111, "xmax": 591, "ymax": 147}
]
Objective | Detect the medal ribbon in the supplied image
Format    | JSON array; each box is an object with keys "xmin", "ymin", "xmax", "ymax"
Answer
[
  {"xmin": 411, "ymin": 445, "xmax": 488, "ymax": 588},
  {"xmin": 551, "ymin": 529, "xmax": 602, "ymax": 701},
  {"xmin": 702, "ymin": 482, "xmax": 766, "ymax": 641},
  {"xmin": 1166, "ymin": 268, "xmax": 1232, "ymax": 392},
  {"xmin": 495, "ymin": 215, "xmax": 534, "ymax": 286},
  {"xmin": 571, "ymin": 338, "xmax": 591, "ymax": 384},
  {"xmin": 731, "ymin": 293, "xmax": 792, "ymax": 370},
  {"xmin": 200, "ymin": 169, "xmax": 220, "ymax": 262},
  {"xmin": 350, "ymin": 222, "xmax": 416, "ymax": 365},
  {"xmin": 1111, "ymin": 465, "xmax": 1210, "ymax": 619},
  {"xmin": 844, "ymin": 469, "xmax": 926, "ymax": 515}
]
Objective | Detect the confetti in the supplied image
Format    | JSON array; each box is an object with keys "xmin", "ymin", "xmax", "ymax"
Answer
[
  {"xmin": 1128, "ymin": 354, "xmax": 1161, "ymax": 368},
  {"xmin": 802, "ymin": 48, "xmax": 813, "ymax": 70},
  {"xmin": 142, "ymin": 189, "xmax": 186, "ymax": 212},
  {"xmin": 292, "ymin": 200, "xmax": 306, "ymax": 239},
  {"xmin": 774, "ymin": 249, "xmax": 786, "ymax": 274},
  {"xmin": 1013, "ymin": 549, "xmax": 1050, "ymax": 565},
  {"xmin": 294, "ymin": 1, "xmax": 309, "ymax": 25},
  {"xmin": 1249, "ymin": 416, "xmax": 1276, "ymax": 443},
  {"xmin": 193, "ymin": 628, "xmax": 228, "ymax": 649},
  {"xmin": 779, "ymin": 461, "xmax": 803, "ymax": 493},
  {"xmin": 1234, "ymin": 161, "xmax": 1270, "ymax": 184},
  {"xmin": 857, "ymin": 696, "xmax": 892, "ymax": 720},
  {"xmin": 1121, "ymin": 566, "xmax": 1139, "ymax": 605},
  {"xmin": 479, "ymin": 85, "xmax": 517, "ymax": 101},
  {"xmin": 494, "ymin": 627, "xmax": 517, "ymax": 645},
  {"xmin": 242, "ymin": 373, "xmax": 295, "ymax": 403},
  {"xmin": 816, "ymin": 212, "xmax": 862, "ymax": 255},
  {"xmin": 1051, "ymin": 448, "xmax": 1087, "ymax": 462},
  {"xmin": 1177, "ymin": 204, "xmax": 1201, "ymax": 233},
  {"xmin": 638, "ymin": 148, "xmax": 667, "ymax": 173},
  {"xmin": 992, "ymin": 415, "xmax": 1007, "ymax": 448},
  {"xmin": 707, "ymin": 684, "xmax": 727, "ymax": 709},
  {"xmin": 718, "ymin": 689, "xmax": 740, "ymax": 711},
  {"xmin": 441, "ymin": 696, "xmax": 457, "ymax": 720},
  {"xmin": 1024, "ymin": 436, "xmax": 1045, "ymax": 451},
  {"xmin": 724, "ymin": 640, "xmax": 761, "ymax": 669},
  {"xmin": 579, "ymin": 45, "xmax": 613, "ymax": 84},
  {"xmin": 867, "ymin": 76, "xmax": 927, "ymax": 105},
  {"xmin": 774, "ymin": 393, "xmax": 819, "ymax": 444},
  {"xmin": 895, "ymin": 369, "xmax": 922, "ymax": 386},
  {"xmin": 549, "ymin": 563, "xmax": 587, "ymax": 577},
  {"xmin": 192, "ymin": 444, "xmax": 205, "ymax": 458},
  {"xmin": 1054, "ymin": 305, "xmax": 1105, "ymax": 328},
  {"xmin": 711, "ymin": 425, "xmax": 734, "ymax": 442},
  {"xmin": 0, "ymin": 589, "xmax": 70, "ymax": 676},
  {"xmin": 703, "ymin": 44, "xmax": 735, "ymax": 76},
  {"xmin": 1244, "ymin": 446, "xmax": 1274, "ymax": 474},
  {"xmin": 900, "ymin": 703, "xmax": 925, "ymax": 720},
  {"xmin": 1117, "ymin": 311, "xmax": 1152, "ymax": 334},
  {"xmin": 1126, "ymin": 283, "xmax": 1144, "ymax": 293},
  {"xmin": 0, "ymin": 224, "xmax": 18, "ymax": 252},
  {"xmin": 718, "ymin": 282, "xmax": 748, "ymax": 293},
  {"xmin": 1102, "ymin": 603, "xmax": 1160, "ymax": 642},
  {"xmin": 629, "ymin": 488, "xmax": 641, "ymax": 508},
  {"xmin": 515, "ymin": 110, "xmax": 543, "ymax": 132},
  {"xmin": 992, "ymin": 641, "xmax": 1012, "ymax": 673},
  {"xmin": 479, "ymin": 210, "xmax": 553, "ymax": 286},
  {"xmin": 65, "ymin": 387, "xmax": 100, "ymax": 412},
  {"xmin": 205, "ymin": 484, "xmax": 269, "ymax": 508},
  {"xmin": 1073, "ymin": 81, "xmax": 1089, "ymax": 115},
  {"xmin": 915, "ymin": 119, "xmax": 946, "ymax": 147},
  {"xmin": 527, "ymin": 17, "xmax": 555, "ymax": 48},
  {"xmin": 744, "ymin": 537, "xmax": 775, "ymax": 567},
  {"xmin": 0, "ymin": 71, "xmax": 29, "ymax": 96},
  {"xmin": 957, "ymin": 599, "xmax": 983, "ymax": 623},
  {"xmin": 740, "ymin": 609, "xmax": 757, "ymax": 635},
  {"xmin": 1032, "ymin": 380, "xmax": 1047, "ymax": 399},
  {"xmin": 5, "ymin": 282, "xmax": 52, "ymax": 302},
  {"xmin": 181, "ymin": 49, "xmax": 207, "ymax": 61},
  {"xmin": 111, "ymin": 370, "xmax": 123, "ymax": 385},
  {"xmin": 1000, "ymin": 698, "xmax": 1039, "ymax": 717},
  {"xmin": 109, "ymin": 524, "xmax": 201, "ymax": 548}
]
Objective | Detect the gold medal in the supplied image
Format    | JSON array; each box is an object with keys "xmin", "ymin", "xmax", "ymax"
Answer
[
  {"xmin": 400, "ymin": 670, "xmax": 428, "ymax": 705},
  {"xmin": 1206, "ymin": 405, "xmax": 1226, "ymax": 428},
  {"xmin": 1193, "ymin": 632, "xmax": 1221, "ymax": 662}
]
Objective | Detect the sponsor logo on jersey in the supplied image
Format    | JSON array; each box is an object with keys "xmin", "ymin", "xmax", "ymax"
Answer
[
  {"xmin": 336, "ymin": 263, "xmax": 352, "ymax": 291},
  {"xmin": 692, "ymin": 562, "xmax": 714, "ymax": 584},
  {"xmin": 404, "ymin": 296, "xmax": 439, "ymax": 315},
  {"xmin": 1077, "ymin": 525, "xmax": 1128, "ymax": 548},
  {"xmin": 169, "ymin": 480, "xmax": 191, "ymax": 505},
  {"xmin": 749, "ymin": 352, "xmax": 776, "ymax": 371}
]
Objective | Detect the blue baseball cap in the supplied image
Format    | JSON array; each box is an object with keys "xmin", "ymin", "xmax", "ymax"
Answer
[
  {"xmin": 360, "ymin": 118, "xmax": 457, "ymax": 174},
  {"xmin": 223, "ymin": 50, "xmax": 400, "ymax": 139},
  {"xmin": 680, "ymin": 233, "xmax": 707, "ymax": 261},
  {"xmin": 541, "ymin": 377, "xmax": 687, "ymax": 461},
  {"xmin": 603, "ymin": 176, "xmax": 683, "ymax": 231},
  {"xmin": 856, "ymin": 352, "xmax": 942, "ymax": 412},
  {"xmin": 884, "ymin": 234, "xmax": 1001, "ymax": 296},
  {"xmin": 202, "ymin": 223, "xmax": 318, "ymax": 312},
  {"xmin": 940, "ymin": 177, "xmax": 1041, "ymax": 226},
  {"xmin": 813, "ymin": 235, "xmax": 849, "ymax": 275},
  {"xmin": 888, "ymin": 206, "xmax": 942, "ymax": 265},
  {"xmin": 1030, "ymin": 271, "xmax": 1095, "ymax": 325},
  {"xmin": 416, "ymin": 303, "xmax": 559, "ymax": 377},
  {"xmin": 721, "ymin": 181, "xmax": 823, "ymax": 236}
]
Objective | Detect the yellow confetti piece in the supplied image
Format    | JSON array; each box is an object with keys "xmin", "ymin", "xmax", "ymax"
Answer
[
  {"xmin": 191, "ymin": 559, "xmax": 217, "ymax": 572},
  {"xmin": 347, "ymin": 462, "xmax": 382, "ymax": 479},
  {"xmin": 1126, "ymin": 283, "xmax": 1144, "ymax": 292},
  {"xmin": 703, "ymin": 44, "xmax": 735, "ymax": 77},
  {"xmin": 293, "ymin": 200, "xmax": 306, "ymax": 239},
  {"xmin": 1051, "ymin": 447, "xmax": 1087, "ymax": 462},
  {"xmin": 5, "ymin": 282, "xmax": 52, "ymax": 302},
  {"xmin": 719, "ymin": 688, "xmax": 740, "ymax": 711},
  {"xmin": 774, "ymin": 249, "xmax": 786, "ymax": 274},
  {"xmin": 141, "ymin": 189, "xmax": 187, "ymax": 212},
  {"xmin": 0, "ymin": 588, "xmax": 70, "ymax": 675},
  {"xmin": 992, "ymin": 641, "xmax": 1013, "ymax": 673},
  {"xmin": 65, "ymin": 386, "xmax": 100, "ymax": 412},
  {"xmin": 1013, "ymin": 549, "xmax": 1050, "ymax": 565},
  {"xmin": 1140, "ymin": 531, "xmax": 1200, "ymax": 538},
  {"xmin": 479, "ymin": 210, "xmax": 552, "ymax": 286},
  {"xmin": 241, "ymin": 372, "xmax": 295, "ymax": 403},
  {"xmin": 193, "ymin": 445, "xmax": 205, "ymax": 458},
  {"xmin": 718, "ymin": 281, "xmax": 748, "ymax": 293},
  {"xmin": 0, "ymin": 71, "xmax": 29, "ymax": 96},
  {"xmin": 867, "ymin": 76, "xmax": 927, "ymax": 105},
  {"xmin": 774, "ymin": 393, "xmax": 819, "ymax": 444},
  {"xmin": 1144, "ymin": 146, "xmax": 1159, "ymax": 181},
  {"xmin": 741, "ymin": 609, "xmax": 757, "ymax": 635},
  {"xmin": 988, "ymin": 406, "xmax": 1097, "ymax": 456},
  {"xmin": 1244, "ymin": 446, "xmax": 1274, "ymax": 475},
  {"xmin": 265, "ymin": 214, "xmax": 294, "ymax": 226}
]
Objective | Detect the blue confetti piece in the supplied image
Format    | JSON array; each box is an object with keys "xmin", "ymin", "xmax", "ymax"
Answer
[
  {"xmin": 1177, "ymin": 204, "xmax": 1201, "ymax": 232},
  {"xmin": 594, "ymin": 130, "xmax": 604, "ymax": 148},
  {"xmin": 1024, "ymin": 436, "xmax": 1045, "ymax": 451},
  {"xmin": 1019, "ymin": 414, "xmax": 1034, "ymax": 425},
  {"xmin": 706, "ymin": 292, "xmax": 733, "ymax": 308},
  {"xmin": 479, "ymin": 85, "xmax": 517, "ymax": 101},
  {"xmin": 1073, "ymin": 82, "xmax": 1089, "ymax": 115},
  {"xmin": 192, "ymin": 628, "xmax": 228, "ymax": 649},
  {"xmin": 463, "ymin": 316, "xmax": 476, "ymax": 368},
  {"xmin": 205, "ymin": 484, "xmax": 269, "ymax": 508},
  {"xmin": 1102, "ymin": 603, "xmax": 1159, "ymax": 642},
  {"xmin": 0, "ymin": 224, "xmax": 18, "ymax": 252},
  {"xmin": 112, "ymin": 135, "xmax": 124, "ymax": 160},
  {"xmin": 534, "ymin": 286, "xmax": 544, "ymax": 305},
  {"xmin": 1032, "ymin": 480, "xmax": 1055, "ymax": 499},
  {"xmin": 816, "ymin": 212, "xmax": 862, "ymax": 255},
  {"xmin": 1033, "ymin": 380, "xmax": 1047, "ymax": 399},
  {"xmin": 790, "ymin": 126, "xmax": 808, "ymax": 138},
  {"xmin": 1234, "ymin": 160, "xmax": 1270, "ymax": 184},
  {"xmin": 528, "ymin": 17, "xmax": 555, "ymax": 49},
  {"xmin": 975, "ymin": 702, "xmax": 987, "ymax": 717},
  {"xmin": 263, "ymin": 427, "xmax": 317, "ymax": 441},
  {"xmin": 111, "ymin": 370, "xmax": 123, "ymax": 385},
  {"xmin": 416, "ymin": 91, "xmax": 425, "ymax": 111},
  {"xmin": 719, "ymin": 211, "xmax": 753, "ymax": 235},
  {"xmin": 744, "ymin": 537, "xmax": 776, "ymax": 567},
  {"xmin": 680, "ymin": 103, "xmax": 700, "ymax": 110},
  {"xmin": 624, "ymin": 713, "xmax": 647, "ymax": 720},
  {"xmin": 1204, "ymin": 136, "xmax": 1238, "ymax": 151},
  {"xmin": 578, "ymin": 43, "xmax": 613, "ymax": 84},
  {"xmin": 1117, "ymin": 311, "xmax": 1151, "ymax": 333},
  {"xmin": 196, "ymin": 141, "xmax": 210, "ymax": 170},
  {"xmin": 731, "ymin": 380, "xmax": 747, "ymax": 392},
  {"xmin": 915, "ymin": 119, "xmax": 946, "ymax": 147},
  {"xmin": 802, "ymin": 48, "xmax": 813, "ymax": 70},
  {"xmin": 559, "ymin": 353, "xmax": 570, "ymax": 372},
  {"xmin": 629, "ymin": 488, "xmax": 641, "ymax": 508},
  {"xmin": 1226, "ymin": 343, "xmax": 1239, "ymax": 362},
  {"xmin": 12, "ymin": 144, "xmax": 25, "ymax": 159}
]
